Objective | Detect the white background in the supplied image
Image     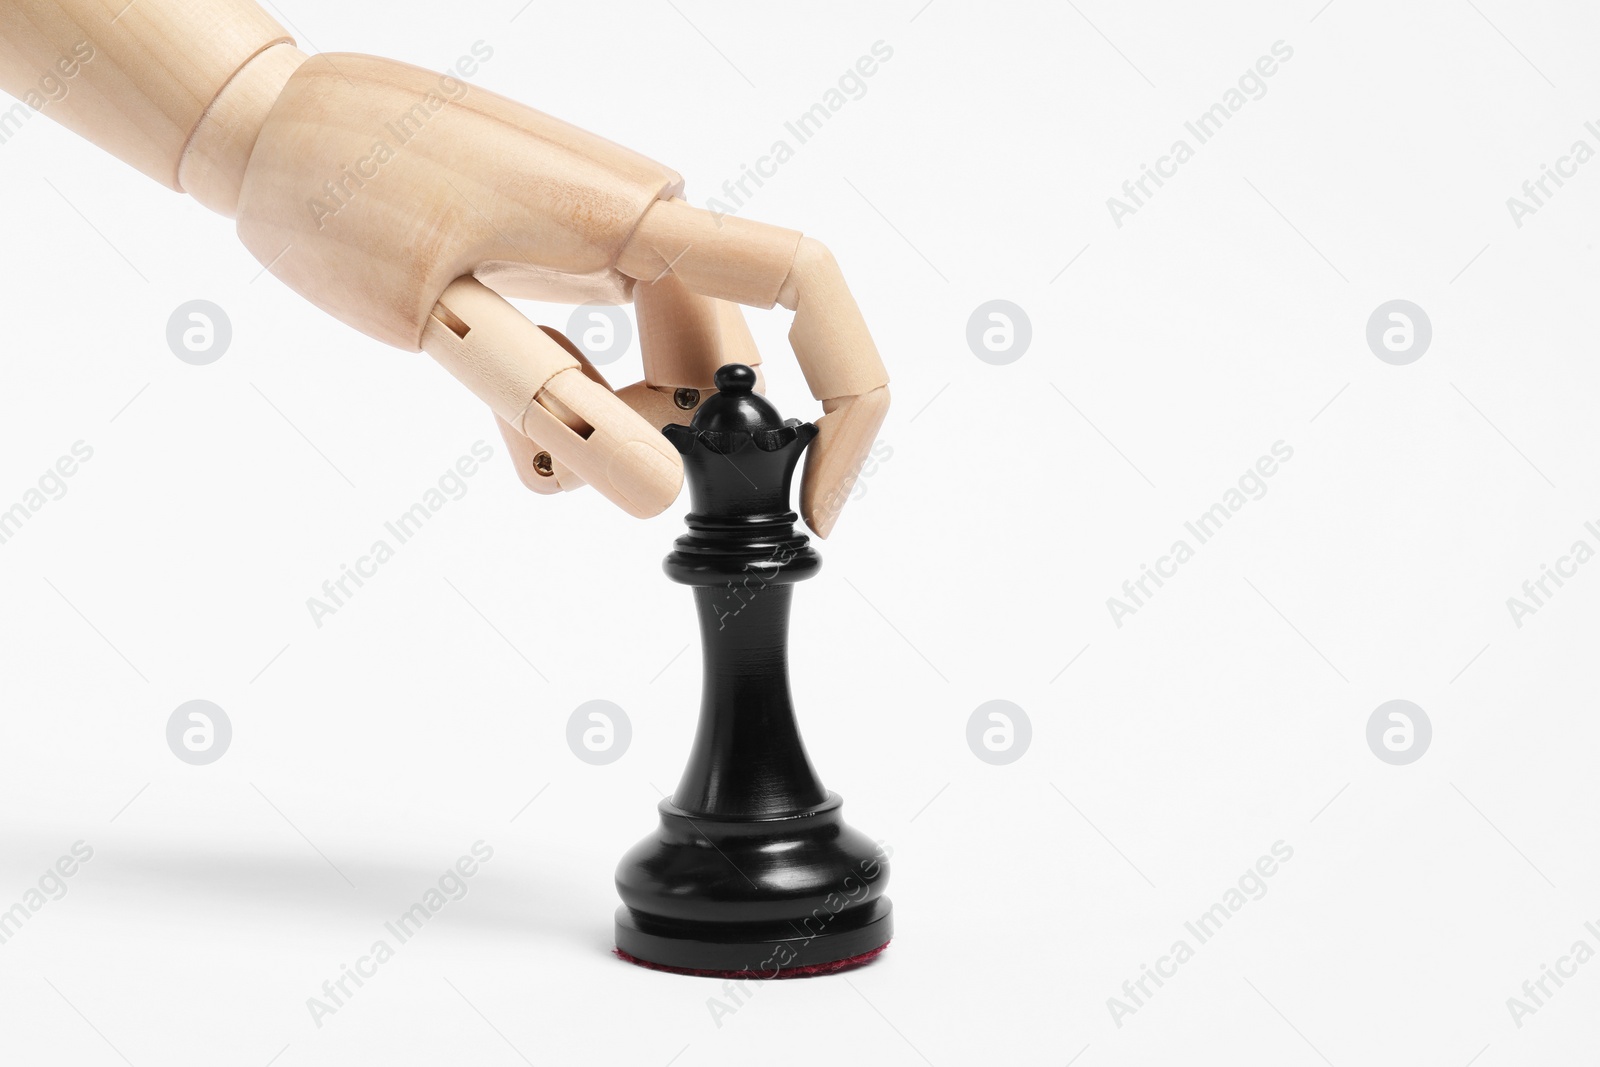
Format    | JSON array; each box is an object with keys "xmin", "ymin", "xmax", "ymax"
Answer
[{"xmin": 2, "ymin": 1, "xmax": 1599, "ymax": 1064}]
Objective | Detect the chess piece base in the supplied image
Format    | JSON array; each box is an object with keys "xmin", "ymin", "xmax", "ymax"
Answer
[
  {"xmin": 614, "ymin": 793, "xmax": 893, "ymax": 976},
  {"xmin": 614, "ymin": 938, "xmax": 890, "ymax": 980}
]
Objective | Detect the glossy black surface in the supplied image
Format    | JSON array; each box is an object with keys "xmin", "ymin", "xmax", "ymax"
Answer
[{"xmin": 613, "ymin": 364, "xmax": 892, "ymax": 975}]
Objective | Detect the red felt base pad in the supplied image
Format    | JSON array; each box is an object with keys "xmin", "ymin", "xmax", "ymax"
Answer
[{"xmin": 615, "ymin": 940, "xmax": 889, "ymax": 980}]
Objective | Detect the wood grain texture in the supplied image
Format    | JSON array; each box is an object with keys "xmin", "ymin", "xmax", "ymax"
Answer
[
  {"xmin": 635, "ymin": 270, "xmax": 762, "ymax": 390},
  {"xmin": 178, "ymin": 41, "xmax": 305, "ymax": 215},
  {"xmin": 236, "ymin": 52, "xmax": 683, "ymax": 350},
  {"xmin": 0, "ymin": 0, "xmax": 289, "ymax": 186}
]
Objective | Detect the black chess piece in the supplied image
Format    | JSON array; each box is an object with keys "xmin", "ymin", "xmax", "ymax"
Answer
[{"xmin": 613, "ymin": 364, "xmax": 892, "ymax": 978}]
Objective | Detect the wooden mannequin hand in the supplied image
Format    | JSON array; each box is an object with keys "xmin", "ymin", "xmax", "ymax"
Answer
[{"xmin": 232, "ymin": 51, "xmax": 889, "ymax": 536}]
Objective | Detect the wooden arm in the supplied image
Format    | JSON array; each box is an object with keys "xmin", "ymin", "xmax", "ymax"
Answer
[{"xmin": 0, "ymin": 0, "xmax": 290, "ymax": 190}]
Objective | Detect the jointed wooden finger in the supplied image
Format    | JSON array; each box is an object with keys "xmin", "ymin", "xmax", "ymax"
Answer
[
  {"xmin": 423, "ymin": 276, "xmax": 682, "ymax": 517},
  {"xmin": 627, "ymin": 266, "xmax": 764, "ymax": 429},
  {"xmin": 635, "ymin": 271, "xmax": 762, "ymax": 390},
  {"xmin": 776, "ymin": 237, "xmax": 888, "ymax": 401},
  {"xmin": 617, "ymin": 198, "xmax": 802, "ymax": 310},
  {"xmin": 632, "ymin": 196, "xmax": 762, "ymax": 391},
  {"xmin": 492, "ymin": 325, "xmax": 612, "ymax": 495},
  {"xmin": 803, "ymin": 388, "xmax": 890, "ymax": 537},
  {"xmin": 495, "ymin": 414, "xmax": 566, "ymax": 495}
]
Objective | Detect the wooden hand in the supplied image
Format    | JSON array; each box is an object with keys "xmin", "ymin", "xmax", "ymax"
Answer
[{"xmin": 0, "ymin": 3, "xmax": 889, "ymax": 536}]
